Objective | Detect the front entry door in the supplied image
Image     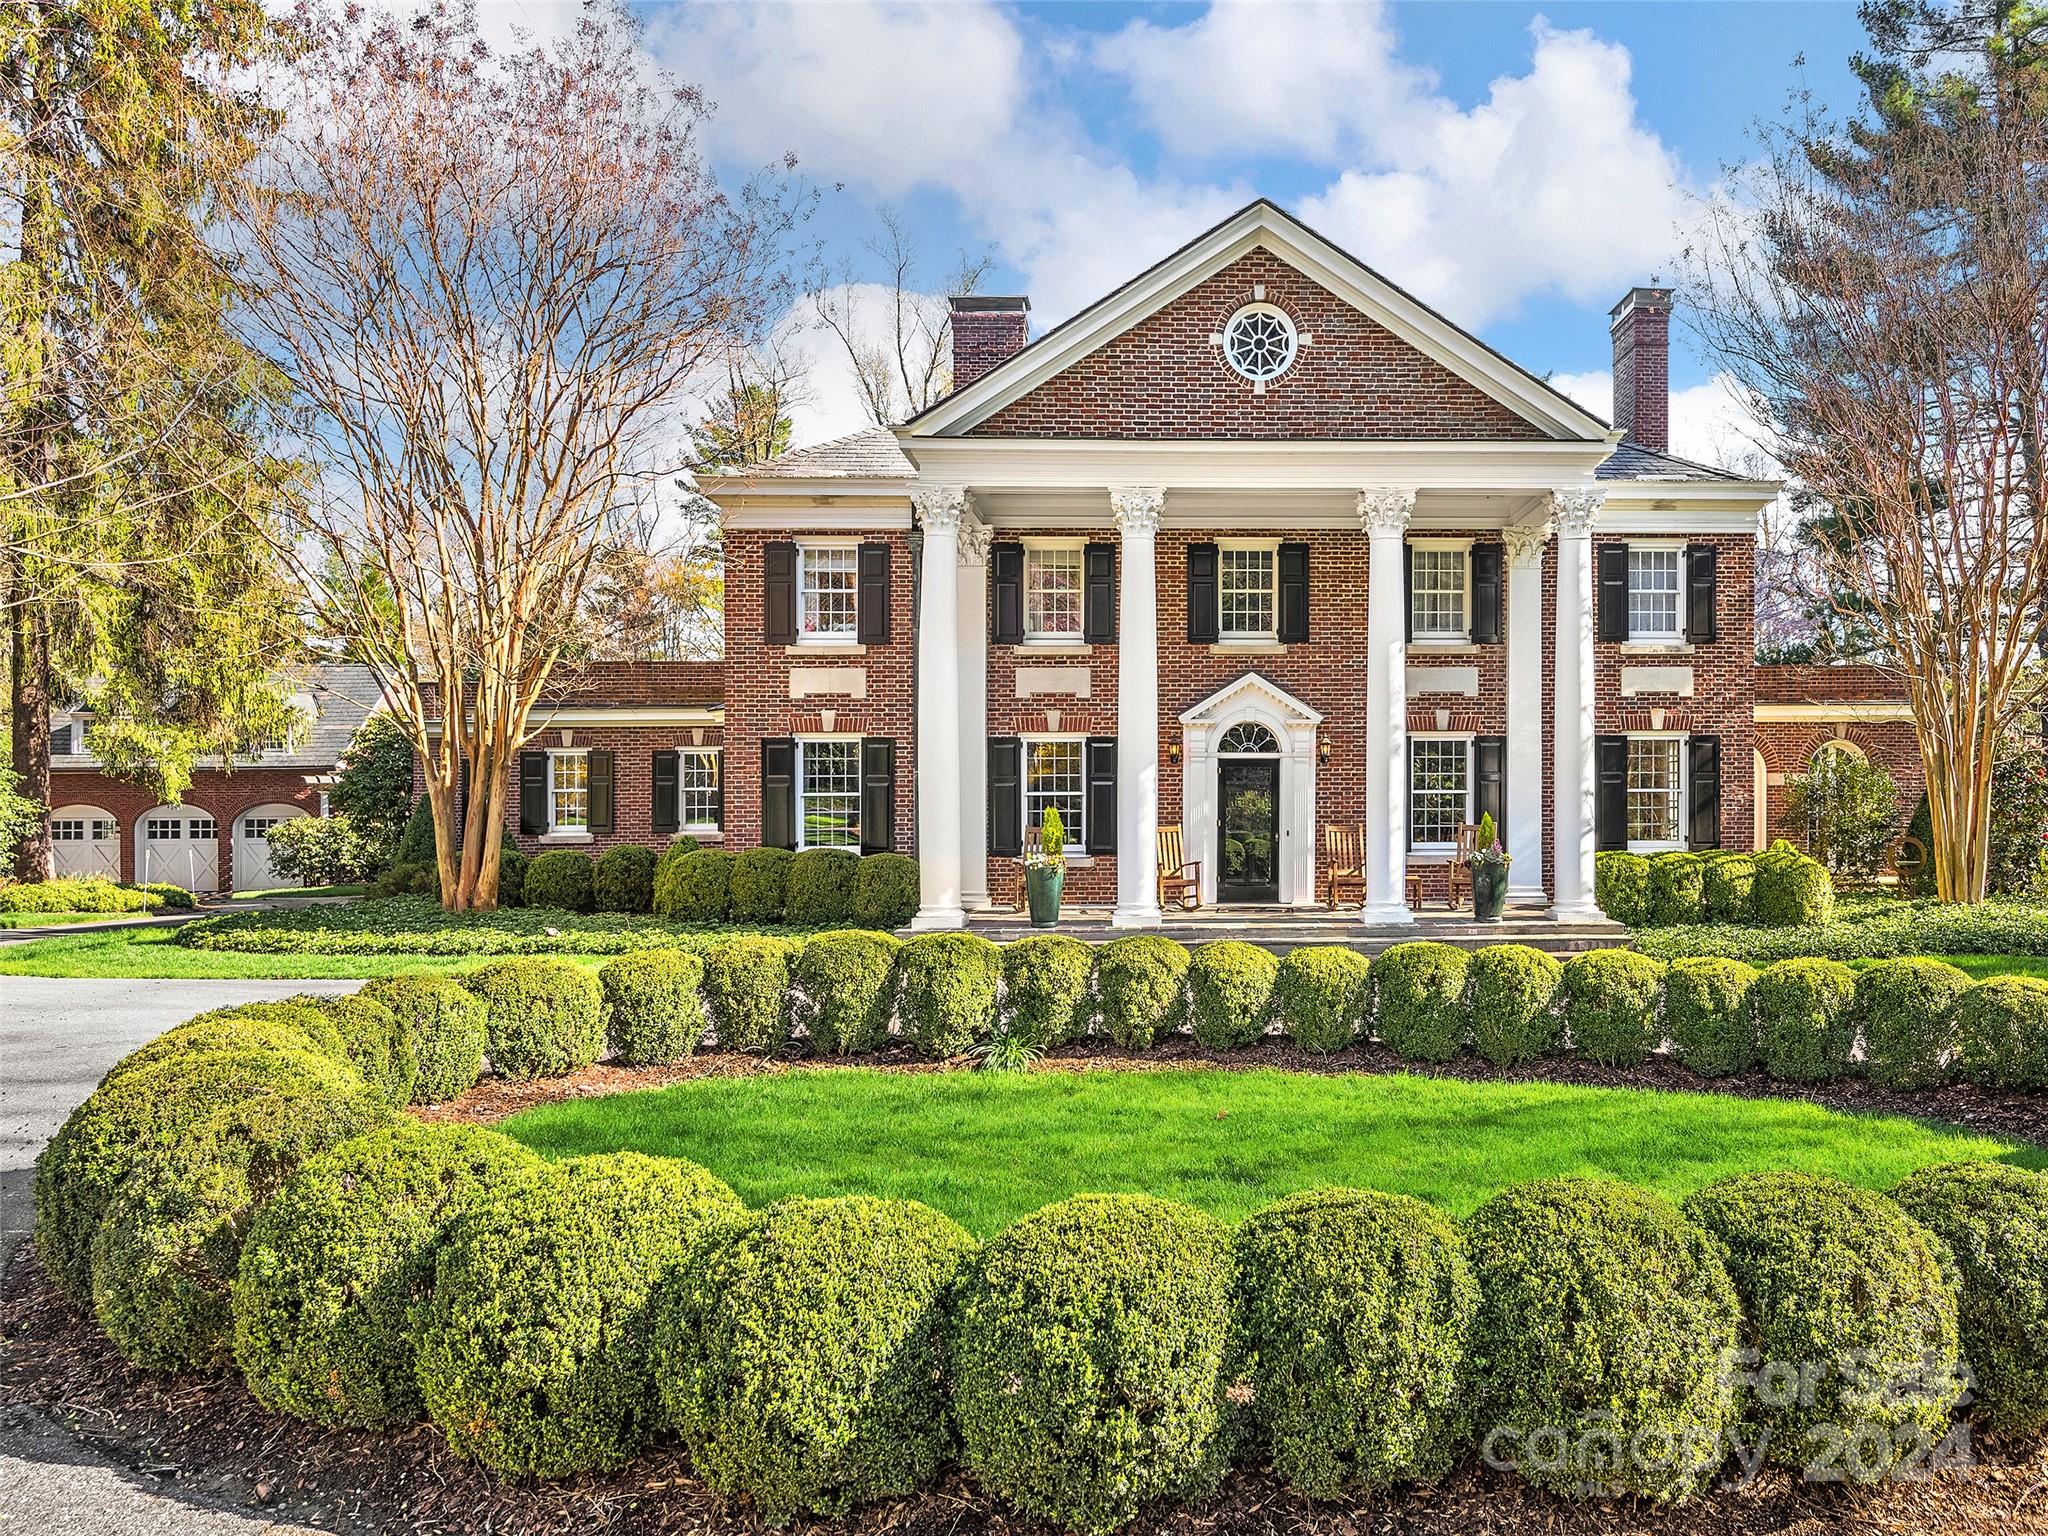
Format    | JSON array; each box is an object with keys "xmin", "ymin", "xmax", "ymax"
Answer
[{"xmin": 1217, "ymin": 758, "xmax": 1280, "ymax": 902}]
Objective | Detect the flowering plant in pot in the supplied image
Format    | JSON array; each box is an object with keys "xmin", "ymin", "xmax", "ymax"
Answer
[
  {"xmin": 1469, "ymin": 811, "xmax": 1511, "ymax": 921},
  {"xmin": 1023, "ymin": 807, "xmax": 1065, "ymax": 927}
]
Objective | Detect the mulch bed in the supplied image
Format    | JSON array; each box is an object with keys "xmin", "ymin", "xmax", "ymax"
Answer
[
  {"xmin": 416, "ymin": 1038, "xmax": 2048, "ymax": 1146},
  {"xmin": 5, "ymin": 1251, "xmax": 2046, "ymax": 1536}
]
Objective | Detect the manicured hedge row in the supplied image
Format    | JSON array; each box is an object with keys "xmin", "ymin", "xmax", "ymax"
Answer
[
  {"xmin": 36, "ymin": 1004, "xmax": 2048, "ymax": 1528},
  {"xmin": 1596, "ymin": 842, "xmax": 1834, "ymax": 929},
  {"xmin": 0, "ymin": 876, "xmax": 192, "ymax": 913},
  {"xmin": 650, "ymin": 843, "xmax": 918, "ymax": 930}
]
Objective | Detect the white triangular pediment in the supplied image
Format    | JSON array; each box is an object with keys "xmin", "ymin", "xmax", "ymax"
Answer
[{"xmin": 1179, "ymin": 671, "xmax": 1323, "ymax": 728}]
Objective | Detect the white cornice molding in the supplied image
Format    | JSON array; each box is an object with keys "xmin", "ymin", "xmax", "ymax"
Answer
[
  {"xmin": 1753, "ymin": 702, "xmax": 1915, "ymax": 722},
  {"xmin": 720, "ymin": 505, "xmax": 913, "ymax": 532},
  {"xmin": 424, "ymin": 707, "xmax": 725, "ymax": 734}
]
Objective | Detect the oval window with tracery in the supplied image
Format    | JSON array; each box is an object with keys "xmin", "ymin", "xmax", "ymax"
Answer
[
  {"xmin": 1222, "ymin": 303, "xmax": 1297, "ymax": 383},
  {"xmin": 1219, "ymin": 722, "xmax": 1280, "ymax": 754}
]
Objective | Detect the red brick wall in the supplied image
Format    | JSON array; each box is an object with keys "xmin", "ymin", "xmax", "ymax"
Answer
[
  {"xmin": 47, "ymin": 766, "xmax": 326, "ymax": 888},
  {"xmin": 475, "ymin": 724, "xmax": 726, "ymax": 858},
  {"xmin": 1755, "ymin": 718, "xmax": 1923, "ymax": 850},
  {"xmin": 974, "ymin": 251, "xmax": 1547, "ymax": 440}
]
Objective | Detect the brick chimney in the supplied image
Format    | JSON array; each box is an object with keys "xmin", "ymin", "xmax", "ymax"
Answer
[
  {"xmin": 948, "ymin": 295, "xmax": 1029, "ymax": 391},
  {"xmin": 1609, "ymin": 286, "xmax": 1672, "ymax": 452}
]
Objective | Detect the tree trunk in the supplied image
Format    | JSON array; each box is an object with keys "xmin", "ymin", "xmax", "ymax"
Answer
[{"xmin": 8, "ymin": 560, "xmax": 53, "ymax": 883}]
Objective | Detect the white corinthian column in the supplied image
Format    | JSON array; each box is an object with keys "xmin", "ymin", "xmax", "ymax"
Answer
[
  {"xmin": 1360, "ymin": 488, "xmax": 1416, "ymax": 924},
  {"xmin": 1502, "ymin": 519, "xmax": 1551, "ymax": 906},
  {"xmin": 1110, "ymin": 486, "xmax": 1163, "ymax": 929},
  {"xmin": 957, "ymin": 517, "xmax": 992, "ymax": 912},
  {"xmin": 1550, "ymin": 488, "xmax": 1605, "ymax": 920},
  {"xmin": 911, "ymin": 484, "xmax": 967, "ymax": 930}
]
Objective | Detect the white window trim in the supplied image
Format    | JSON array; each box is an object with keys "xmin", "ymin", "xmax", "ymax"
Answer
[
  {"xmin": 1626, "ymin": 540, "xmax": 1687, "ymax": 645},
  {"xmin": 1626, "ymin": 731, "xmax": 1689, "ymax": 854},
  {"xmin": 544, "ymin": 747, "xmax": 593, "ymax": 841},
  {"xmin": 794, "ymin": 734, "xmax": 863, "ymax": 852},
  {"xmin": 1408, "ymin": 732, "xmax": 1474, "ymax": 853},
  {"xmin": 1020, "ymin": 733, "xmax": 1088, "ymax": 854},
  {"xmin": 1408, "ymin": 537, "xmax": 1473, "ymax": 645},
  {"xmin": 679, "ymin": 746, "xmax": 722, "ymax": 832},
  {"xmin": 1217, "ymin": 537, "xmax": 1282, "ymax": 642},
  {"xmin": 1021, "ymin": 538, "xmax": 1088, "ymax": 645},
  {"xmin": 794, "ymin": 538, "xmax": 860, "ymax": 646}
]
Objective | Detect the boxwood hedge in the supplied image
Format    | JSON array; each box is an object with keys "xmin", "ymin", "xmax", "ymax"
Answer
[
  {"xmin": 1664, "ymin": 957, "xmax": 1758, "ymax": 1077},
  {"xmin": 792, "ymin": 930, "xmax": 900, "ymax": 1056},
  {"xmin": 1466, "ymin": 945, "xmax": 1561, "ymax": 1067},
  {"xmin": 320, "ymin": 993, "xmax": 416, "ymax": 1107},
  {"xmin": 1855, "ymin": 957, "xmax": 1972, "ymax": 1089},
  {"xmin": 787, "ymin": 848, "xmax": 859, "ymax": 926},
  {"xmin": 524, "ymin": 849, "xmax": 596, "ymax": 913},
  {"xmin": 703, "ymin": 935, "xmax": 796, "ymax": 1055},
  {"xmin": 1187, "ymin": 940, "xmax": 1278, "ymax": 1049},
  {"xmin": 853, "ymin": 852, "xmax": 919, "ymax": 930},
  {"xmin": 1000, "ymin": 934, "xmax": 1094, "ymax": 1048},
  {"xmin": 1370, "ymin": 942, "xmax": 1469, "ymax": 1062},
  {"xmin": 894, "ymin": 932, "xmax": 1002, "ymax": 1058},
  {"xmin": 358, "ymin": 974, "xmax": 488, "ymax": 1103},
  {"xmin": 730, "ymin": 847, "xmax": 794, "ymax": 923},
  {"xmin": 466, "ymin": 957, "xmax": 606, "ymax": 1079},
  {"xmin": 1090, "ymin": 935, "xmax": 1188, "ymax": 1049},
  {"xmin": 1560, "ymin": 949, "xmax": 1665, "ymax": 1067},
  {"xmin": 1271, "ymin": 946, "xmax": 1369, "ymax": 1055},
  {"xmin": 653, "ymin": 845, "xmax": 731, "ymax": 922},
  {"xmin": 598, "ymin": 948, "xmax": 708, "ymax": 1064},
  {"xmin": 1951, "ymin": 975, "xmax": 2048, "ymax": 1090},
  {"xmin": 1753, "ymin": 957, "xmax": 1858, "ymax": 1082},
  {"xmin": 593, "ymin": 844, "xmax": 658, "ymax": 914}
]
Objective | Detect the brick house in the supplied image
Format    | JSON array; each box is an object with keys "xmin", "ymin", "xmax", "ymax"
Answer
[{"xmin": 1752, "ymin": 664, "xmax": 1923, "ymax": 850}]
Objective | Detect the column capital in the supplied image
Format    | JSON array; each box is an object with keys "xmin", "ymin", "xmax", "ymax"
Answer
[
  {"xmin": 1501, "ymin": 519, "xmax": 1553, "ymax": 569},
  {"xmin": 1547, "ymin": 487, "xmax": 1604, "ymax": 535},
  {"xmin": 957, "ymin": 519, "xmax": 992, "ymax": 567},
  {"xmin": 1357, "ymin": 487, "xmax": 1415, "ymax": 534},
  {"xmin": 912, "ymin": 482, "xmax": 971, "ymax": 532},
  {"xmin": 1109, "ymin": 484, "xmax": 1164, "ymax": 534}
]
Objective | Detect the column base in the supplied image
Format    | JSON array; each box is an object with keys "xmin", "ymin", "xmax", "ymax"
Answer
[
  {"xmin": 910, "ymin": 905, "xmax": 967, "ymax": 931},
  {"xmin": 1506, "ymin": 882, "xmax": 1549, "ymax": 907},
  {"xmin": 1110, "ymin": 902, "xmax": 1162, "ymax": 930},
  {"xmin": 1549, "ymin": 901, "xmax": 1605, "ymax": 923},
  {"xmin": 1358, "ymin": 900, "xmax": 1416, "ymax": 925}
]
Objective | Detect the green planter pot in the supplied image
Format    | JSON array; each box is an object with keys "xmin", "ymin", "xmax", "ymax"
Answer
[
  {"xmin": 1024, "ymin": 863, "xmax": 1064, "ymax": 928},
  {"xmin": 1472, "ymin": 860, "xmax": 1509, "ymax": 921}
]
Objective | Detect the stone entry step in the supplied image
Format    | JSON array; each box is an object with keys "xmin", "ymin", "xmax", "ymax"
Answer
[{"xmin": 947, "ymin": 904, "xmax": 1630, "ymax": 956}]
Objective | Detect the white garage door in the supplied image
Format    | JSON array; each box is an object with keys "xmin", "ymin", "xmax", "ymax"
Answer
[
  {"xmin": 232, "ymin": 803, "xmax": 307, "ymax": 893},
  {"xmin": 137, "ymin": 806, "xmax": 220, "ymax": 895},
  {"xmin": 50, "ymin": 805, "xmax": 121, "ymax": 879}
]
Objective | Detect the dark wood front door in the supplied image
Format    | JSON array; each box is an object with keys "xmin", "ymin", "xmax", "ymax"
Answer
[{"xmin": 1217, "ymin": 758, "xmax": 1280, "ymax": 903}]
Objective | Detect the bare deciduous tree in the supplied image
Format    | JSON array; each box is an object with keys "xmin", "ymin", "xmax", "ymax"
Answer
[{"xmin": 236, "ymin": 0, "xmax": 803, "ymax": 907}]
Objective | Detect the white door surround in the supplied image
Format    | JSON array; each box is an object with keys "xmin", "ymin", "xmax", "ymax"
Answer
[{"xmin": 1178, "ymin": 672, "xmax": 1321, "ymax": 906}]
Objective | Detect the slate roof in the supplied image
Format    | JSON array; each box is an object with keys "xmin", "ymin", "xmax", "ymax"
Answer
[
  {"xmin": 50, "ymin": 662, "xmax": 386, "ymax": 772},
  {"xmin": 1594, "ymin": 440, "xmax": 1748, "ymax": 483},
  {"xmin": 727, "ymin": 426, "xmax": 914, "ymax": 480}
]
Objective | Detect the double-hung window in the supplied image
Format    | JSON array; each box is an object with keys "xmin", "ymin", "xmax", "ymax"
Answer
[
  {"xmin": 1626, "ymin": 736, "xmax": 1685, "ymax": 850},
  {"xmin": 1219, "ymin": 543, "xmax": 1278, "ymax": 640},
  {"xmin": 680, "ymin": 748, "xmax": 721, "ymax": 830},
  {"xmin": 1023, "ymin": 545, "xmax": 1084, "ymax": 641},
  {"xmin": 1022, "ymin": 738, "xmax": 1084, "ymax": 850},
  {"xmin": 797, "ymin": 545, "xmax": 858, "ymax": 642},
  {"xmin": 797, "ymin": 739, "xmax": 861, "ymax": 849},
  {"xmin": 1627, "ymin": 546, "xmax": 1684, "ymax": 643},
  {"xmin": 1409, "ymin": 543, "xmax": 1470, "ymax": 642},
  {"xmin": 548, "ymin": 750, "xmax": 589, "ymax": 834},
  {"xmin": 1409, "ymin": 737, "xmax": 1472, "ymax": 849}
]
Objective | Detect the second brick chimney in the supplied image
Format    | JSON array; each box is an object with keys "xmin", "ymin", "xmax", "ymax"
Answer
[
  {"xmin": 1609, "ymin": 286, "xmax": 1671, "ymax": 452},
  {"xmin": 948, "ymin": 295, "xmax": 1030, "ymax": 392}
]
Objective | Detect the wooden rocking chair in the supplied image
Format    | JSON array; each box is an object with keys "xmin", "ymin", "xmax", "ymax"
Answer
[
  {"xmin": 1157, "ymin": 824, "xmax": 1201, "ymax": 910},
  {"xmin": 1445, "ymin": 823, "xmax": 1479, "ymax": 908},
  {"xmin": 1324, "ymin": 823, "xmax": 1366, "ymax": 907}
]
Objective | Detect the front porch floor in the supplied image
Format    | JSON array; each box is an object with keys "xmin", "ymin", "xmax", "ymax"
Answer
[{"xmin": 956, "ymin": 902, "xmax": 1630, "ymax": 955}]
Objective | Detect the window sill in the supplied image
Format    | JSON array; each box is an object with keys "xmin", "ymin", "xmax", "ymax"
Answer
[
  {"xmin": 1407, "ymin": 641, "xmax": 1478, "ymax": 656},
  {"xmin": 1407, "ymin": 848, "xmax": 1456, "ymax": 864},
  {"xmin": 1629, "ymin": 841, "xmax": 1686, "ymax": 855},
  {"xmin": 1017, "ymin": 638, "xmax": 1093, "ymax": 653},
  {"xmin": 1619, "ymin": 641, "xmax": 1692, "ymax": 655},
  {"xmin": 1210, "ymin": 640, "xmax": 1285, "ymax": 656},
  {"xmin": 680, "ymin": 828, "xmax": 724, "ymax": 842},
  {"xmin": 786, "ymin": 641, "xmax": 867, "ymax": 657},
  {"xmin": 540, "ymin": 831, "xmax": 594, "ymax": 844}
]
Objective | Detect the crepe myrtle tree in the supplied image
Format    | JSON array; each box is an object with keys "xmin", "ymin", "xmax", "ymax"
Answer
[{"xmin": 234, "ymin": 0, "xmax": 806, "ymax": 907}]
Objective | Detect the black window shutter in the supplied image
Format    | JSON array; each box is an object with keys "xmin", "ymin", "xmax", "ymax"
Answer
[
  {"xmin": 1403, "ymin": 543, "xmax": 1415, "ymax": 643},
  {"xmin": 1595, "ymin": 735, "xmax": 1629, "ymax": 850},
  {"xmin": 1277, "ymin": 542, "xmax": 1310, "ymax": 644},
  {"xmin": 1186, "ymin": 542, "xmax": 1219, "ymax": 643},
  {"xmin": 860, "ymin": 738, "xmax": 895, "ymax": 853},
  {"xmin": 1083, "ymin": 543, "xmax": 1116, "ymax": 643},
  {"xmin": 652, "ymin": 750, "xmax": 680, "ymax": 835},
  {"xmin": 1470, "ymin": 543, "xmax": 1503, "ymax": 644},
  {"xmin": 587, "ymin": 749, "xmax": 614, "ymax": 836},
  {"xmin": 763, "ymin": 542, "xmax": 798, "ymax": 645},
  {"xmin": 990, "ymin": 543, "xmax": 1024, "ymax": 645},
  {"xmin": 518, "ymin": 751, "xmax": 547, "ymax": 836},
  {"xmin": 1597, "ymin": 543, "xmax": 1631, "ymax": 642},
  {"xmin": 1085, "ymin": 737, "xmax": 1117, "ymax": 855},
  {"xmin": 988, "ymin": 737, "xmax": 1022, "ymax": 856},
  {"xmin": 1474, "ymin": 735, "xmax": 1506, "ymax": 841},
  {"xmin": 761, "ymin": 738, "xmax": 796, "ymax": 850},
  {"xmin": 856, "ymin": 542, "xmax": 891, "ymax": 645},
  {"xmin": 1685, "ymin": 544, "xmax": 1718, "ymax": 643},
  {"xmin": 1688, "ymin": 735, "xmax": 1722, "ymax": 851}
]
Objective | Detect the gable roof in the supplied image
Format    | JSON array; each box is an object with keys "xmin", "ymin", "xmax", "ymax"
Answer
[
  {"xmin": 720, "ymin": 426, "xmax": 912, "ymax": 481},
  {"xmin": 904, "ymin": 199, "xmax": 1613, "ymax": 443}
]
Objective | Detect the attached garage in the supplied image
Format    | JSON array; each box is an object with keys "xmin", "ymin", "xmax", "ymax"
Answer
[
  {"xmin": 49, "ymin": 805, "xmax": 121, "ymax": 880},
  {"xmin": 136, "ymin": 805, "xmax": 221, "ymax": 895},
  {"xmin": 232, "ymin": 803, "xmax": 307, "ymax": 893}
]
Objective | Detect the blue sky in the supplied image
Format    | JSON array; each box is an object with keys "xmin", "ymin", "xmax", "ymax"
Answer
[{"xmin": 605, "ymin": 0, "xmax": 1872, "ymax": 454}]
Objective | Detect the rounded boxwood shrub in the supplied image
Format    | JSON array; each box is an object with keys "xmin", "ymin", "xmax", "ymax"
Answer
[
  {"xmin": 233, "ymin": 1122, "xmax": 542, "ymax": 1429},
  {"xmin": 730, "ymin": 846, "xmax": 795, "ymax": 923},
  {"xmin": 1272, "ymin": 946, "xmax": 1369, "ymax": 1055},
  {"xmin": 656, "ymin": 1196, "xmax": 976, "ymax": 1520},
  {"xmin": 497, "ymin": 840, "xmax": 528, "ymax": 907},
  {"xmin": 853, "ymin": 851, "xmax": 919, "ymax": 930},
  {"xmin": 415, "ymin": 1152, "xmax": 743, "ymax": 1479},
  {"xmin": 1467, "ymin": 944, "xmax": 1562, "ymax": 1067},
  {"xmin": 359, "ymin": 975, "xmax": 488, "ymax": 1104},
  {"xmin": 1753, "ymin": 847, "xmax": 1835, "ymax": 926},
  {"xmin": 1594, "ymin": 850, "xmax": 1650, "ymax": 925},
  {"xmin": 599, "ymin": 948, "xmax": 708, "ymax": 1064},
  {"xmin": 320, "ymin": 994, "xmax": 416, "ymax": 1107},
  {"xmin": 1702, "ymin": 853, "xmax": 1757, "ymax": 923},
  {"xmin": 703, "ymin": 935, "xmax": 796, "ymax": 1054},
  {"xmin": 952, "ymin": 1193, "xmax": 1233, "ymax": 1535},
  {"xmin": 1952, "ymin": 975, "xmax": 2048, "ymax": 1090},
  {"xmin": 1754, "ymin": 957, "xmax": 1858, "ymax": 1082},
  {"xmin": 1664, "ymin": 957, "xmax": 1759, "ymax": 1077},
  {"xmin": 1370, "ymin": 942, "xmax": 1470, "ymax": 1062},
  {"xmin": 593, "ymin": 844, "xmax": 657, "ymax": 913},
  {"xmin": 1000, "ymin": 934, "xmax": 1093, "ymax": 1048},
  {"xmin": 653, "ymin": 845, "xmax": 731, "ymax": 922},
  {"xmin": 786, "ymin": 848, "xmax": 859, "ymax": 926},
  {"xmin": 35, "ymin": 1047, "xmax": 365, "ymax": 1307},
  {"xmin": 1464, "ymin": 1178, "xmax": 1739, "ymax": 1501},
  {"xmin": 1891, "ymin": 1161, "xmax": 2048, "ymax": 1434},
  {"xmin": 1561, "ymin": 948, "xmax": 1665, "ymax": 1066},
  {"xmin": 894, "ymin": 932, "xmax": 1002, "ymax": 1059},
  {"xmin": 466, "ymin": 957, "xmax": 605, "ymax": 1079},
  {"xmin": 1683, "ymin": 1171, "xmax": 1962, "ymax": 1480},
  {"xmin": 90, "ymin": 1087, "xmax": 391, "ymax": 1372},
  {"xmin": 1647, "ymin": 852, "xmax": 1705, "ymax": 926},
  {"xmin": 1230, "ymin": 1188, "xmax": 1477, "ymax": 1496},
  {"xmin": 792, "ymin": 930, "xmax": 900, "ymax": 1056},
  {"xmin": 1855, "ymin": 957, "xmax": 1972, "ymax": 1089},
  {"xmin": 123, "ymin": 999, "xmax": 347, "ymax": 1067},
  {"xmin": 1090, "ymin": 935, "xmax": 1189, "ymax": 1049},
  {"xmin": 523, "ymin": 848, "xmax": 595, "ymax": 913},
  {"xmin": 1187, "ymin": 940, "xmax": 1278, "ymax": 1049},
  {"xmin": 105, "ymin": 1014, "xmax": 346, "ymax": 1085}
]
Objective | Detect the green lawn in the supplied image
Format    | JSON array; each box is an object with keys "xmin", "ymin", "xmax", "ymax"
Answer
[
  {"xmin": 225, "ymin": 884, "xmax": 369, "ymax": 901},
  {"xmin": 497, "ymin": 1067, "xmax": 2040, "ymax": 1235},
  {"xmin": 1849, "ymin": 953, "xmax": 2048, "ymax": 981},
  {"xmin": 0, "ymin": 925, "xmax": 606, "ymax": 979},
  {"xmin": 0, "ymin": 910, "xmax": 132, "ymax": 929}
]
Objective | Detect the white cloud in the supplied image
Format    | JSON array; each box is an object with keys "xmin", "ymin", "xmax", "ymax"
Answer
[{"xmin": 1550, "ymin": 368, "xmax": 1778, "ymax": 475}]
